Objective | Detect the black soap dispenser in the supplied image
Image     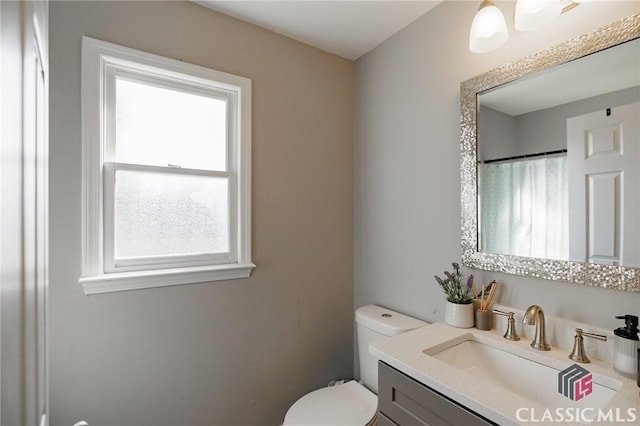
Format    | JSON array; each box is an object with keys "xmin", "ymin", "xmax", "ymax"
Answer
[{"xmin": 613, "ymin": 315, "xmax": 639, "ymax": 380}]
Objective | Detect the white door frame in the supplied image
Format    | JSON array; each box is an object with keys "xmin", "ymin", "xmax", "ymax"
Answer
[{"xmin": 0, "ymin": 0, "xmax": 49, "ymax": 424}]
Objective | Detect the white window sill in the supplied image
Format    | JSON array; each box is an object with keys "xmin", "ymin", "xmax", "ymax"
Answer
[{"xmin": 78, "ymin": 263, "xmax": 256, "ymax": 295}]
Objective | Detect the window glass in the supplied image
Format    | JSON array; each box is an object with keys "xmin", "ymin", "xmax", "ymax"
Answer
[
  {"xmin": 114, "ymin": 170, "xmax": 230, "ymax": 259},
  {"xmin": 115, "ymin": 78, "xmax": 227, "ymax": 171}
]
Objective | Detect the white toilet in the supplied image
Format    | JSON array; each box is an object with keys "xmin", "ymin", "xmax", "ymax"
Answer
[{"xmin": 283, "ymin": 305, "xmax": 428, "ymax": 425}]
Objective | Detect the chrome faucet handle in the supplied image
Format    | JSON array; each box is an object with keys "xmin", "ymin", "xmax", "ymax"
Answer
[
  {"xmin": 493, "ymin": 309, "xmax": 520, "ymax": 341},
  {"xmin": 568, "ymin": 328, "xmax": 607, "ymax": 363}
]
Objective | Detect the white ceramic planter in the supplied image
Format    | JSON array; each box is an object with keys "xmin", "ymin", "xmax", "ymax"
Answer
[{"xmin": 444, "ymin": 301, "xmax": 474, "ymax": 328}]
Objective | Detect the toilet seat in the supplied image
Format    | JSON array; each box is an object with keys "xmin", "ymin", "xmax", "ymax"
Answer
[{"xmin": 283, "ymin": 380, "xmax": 377, "ymax": 425}]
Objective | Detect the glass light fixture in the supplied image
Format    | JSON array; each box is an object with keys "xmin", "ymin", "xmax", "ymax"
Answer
[
  {"xmin": 469, "ymin": 0, "xmax": 509, "ymax": 53},
  {"xmin": 514, "ymin": 0, "xmax": 563, "ymax": 31}
]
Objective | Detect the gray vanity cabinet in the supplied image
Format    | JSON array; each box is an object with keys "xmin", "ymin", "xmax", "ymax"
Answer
[{"xmin": 377, "ymin": 362, "xmax": 495, "ymax": 426}]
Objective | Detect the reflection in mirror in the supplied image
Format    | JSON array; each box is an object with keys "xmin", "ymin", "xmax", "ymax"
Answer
[
  {"xmin": 477, "ymin": 39, "xmax": 640, "ymax": 267},
  {"xmin": 460, "ymin": 13, "xmax": 640, "ymax": 291}
]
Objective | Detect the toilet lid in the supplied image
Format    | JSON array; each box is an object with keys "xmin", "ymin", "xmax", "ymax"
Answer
[{"xmin": 284, "ymin": 381, "xmax": 377, "ymax": 425}]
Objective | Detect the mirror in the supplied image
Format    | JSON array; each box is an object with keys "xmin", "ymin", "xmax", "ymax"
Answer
[
  {"xmin": 478, "ymin": 39, "xmax": 639, "ymax": 266},
  {"xmin": 460, "ymin": 13, "xmax": 640, "ymax": 292}
]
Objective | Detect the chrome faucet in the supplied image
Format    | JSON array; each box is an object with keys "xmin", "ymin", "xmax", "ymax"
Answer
[{"xmin": 522, "ymin": 305, "xmax": 550, "ymax": 350}]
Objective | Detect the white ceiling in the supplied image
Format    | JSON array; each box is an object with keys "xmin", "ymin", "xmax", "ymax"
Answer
[
  {"xmin": 194, "ymin": 1, "xmax": 639, "ymax": 114},
  {"xmin": 195, "ymin": 1, "xmax": 443, "ymax": 60},
  {"xmin": 480, "ymin": 38, "xmax": 640, "ymax": 116}
]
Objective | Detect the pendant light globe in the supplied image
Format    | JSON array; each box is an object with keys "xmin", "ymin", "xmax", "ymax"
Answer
[{"xmin": 469, "ymin": 0, "xmax": 509, "ymax": 53}]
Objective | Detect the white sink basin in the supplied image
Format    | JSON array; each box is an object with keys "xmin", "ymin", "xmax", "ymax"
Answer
[
  {"xmin": 425, "ymin": 335, "xmax": 621, "ymax": 417},
  {"xmin": 370, "ymin": 322, "xmax": 639, "ymax": 425}
]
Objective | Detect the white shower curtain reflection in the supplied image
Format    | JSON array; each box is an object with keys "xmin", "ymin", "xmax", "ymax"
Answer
[{"xmin": 479, "ymin": 156, "xmax": 569, "ymax": 260}]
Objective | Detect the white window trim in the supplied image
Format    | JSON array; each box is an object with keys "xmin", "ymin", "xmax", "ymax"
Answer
[{"xmin": 80, "ymin": 37, "xmax": 254, "ymax": 295}]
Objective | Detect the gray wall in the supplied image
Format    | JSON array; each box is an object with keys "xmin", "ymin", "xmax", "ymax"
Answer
[
  {"xmin": 514, "ymin": 86, "xmax": 640, "ymax": 155},
  {"xmin": 354, "ymin": 0, "xmax": 640, "ymax": 370},
  {"xmin": 479, "ymin": 86, "xmax": 639, "ymax": 160},
  {"xmin": 478, "ymin": 106, "xmax": 516, "ymax": 161},
  {"xmin": 49, "ymin": 2, "xmax": 353, "ymax": 425}
]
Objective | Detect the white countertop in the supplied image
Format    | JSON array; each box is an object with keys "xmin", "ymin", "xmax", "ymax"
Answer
[{"xmin": 370, "ymin": 322, "xmax": 640, "ymax": 425}]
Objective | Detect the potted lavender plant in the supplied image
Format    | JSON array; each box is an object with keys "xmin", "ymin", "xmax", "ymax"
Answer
[{"xmin": 434, "ymin": 262, "xmax": 474, "ymax": 328}]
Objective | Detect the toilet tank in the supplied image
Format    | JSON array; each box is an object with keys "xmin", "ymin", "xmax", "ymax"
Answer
[{"xmin": 355, "ymin": 305, "xmax": 428, "ymax": 393}]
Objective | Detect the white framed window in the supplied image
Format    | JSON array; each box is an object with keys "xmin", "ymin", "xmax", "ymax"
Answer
[{"xmin": 80, "ymin": 37, "xmax": 253, "ymax": 294}]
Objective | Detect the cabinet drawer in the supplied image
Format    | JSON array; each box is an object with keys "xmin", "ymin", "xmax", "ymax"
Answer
[
  {"xmin": 378, "ymin": 361, "xmax": 495, "ymax": 426},
  {"xmin": 378, "ymin": 411, "xmax": 399, "ymax": 426}
]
